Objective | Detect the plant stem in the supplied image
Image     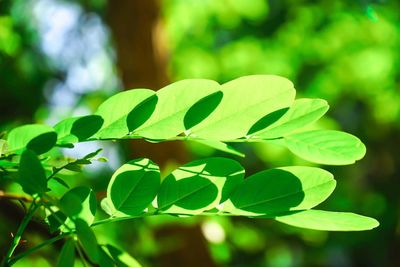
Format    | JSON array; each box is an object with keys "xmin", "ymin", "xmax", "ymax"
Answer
[
  {"xmin": 8, "ymin": 233, "xmax": 69, "ymax": 266},
  {"xmin": 4, "ymin": 201, "xmax": 39, "ymax": 265}
]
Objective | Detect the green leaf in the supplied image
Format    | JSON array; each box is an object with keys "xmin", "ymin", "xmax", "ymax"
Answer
[
  {"xmin": 94, "ymin": 89, "xmax": 156, "ymax": 139},
  {"xmin": 75, "ymin": 219, "xmax": 99, "ymax": 263},
  {"xmin": 192, "ymin": 139, "xmax": 245, "ymax": 157},
  {"xmin": 18, "ymin": 149, "xmax": 47, "ymax": 195},
  {"xmin": 223, "ymin": 166, "xmax": 336, "ymax": 216},
  {"xmin": 108, "ymin": 158, "xmax": 160, "ymax": 216},
  {"xmin": 157, "ymin": 158, "xmax": 245, "ymax": 214},
  {"xmin": 249, "ymin": 98, "xmax": 329, "ymax": 138},
  {"xmin": 134, "ymin": 79, "xmax": 220, "ymax": 140},
  {"xmin": 190, "ymin": 75, "xmax": 295, "ymax": 140},
  {"xmin": 274, "ymin": 210, "xmax": 380, "ymax": 231},
  {"xmin": 284, "ymin": 130, "xmax": 366, "ymax": 165},
  {"xmin": 46, "ymin": 210, "xmax": 67, "ymax": 233},
  {"xmin": 54, "ymin": 115, "xmax": 104, "ymax": 145},
  {"xmin": 59, "ymin": 186, "xmax": 97, "ymax": 225},
  {"xmin": 7, "ymin": 124, "xmax": 57, "ymax": 154},
  {"xmin": 57, "ymin": 238, "xmax": 75, "ymax": 267},
  {"xmin": 52, "ymin": 177, "xmax": 70, "ymax": 189},
  {"xmin": 102, "ymin": 244, "xmax": 142, "ymax": 267}
]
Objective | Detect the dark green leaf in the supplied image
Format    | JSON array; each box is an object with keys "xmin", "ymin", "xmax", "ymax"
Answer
[
  {"xmin": 18, "ymin": 149, "xmax": 47, "ymax": 195},
  {"xmin": 224, "ymin": 166, "xmax": 335, "ymax": 216},
  {"xmin": 75, "ymin": 219, "xmax": 99, "ymax": 263},
  {"xmin": 59, "ymin": 186, "xmax": 96, "ymax": 225},
  {"xmin": 57, "ymin": 238, "xmax": 75, "ymax": 267}
]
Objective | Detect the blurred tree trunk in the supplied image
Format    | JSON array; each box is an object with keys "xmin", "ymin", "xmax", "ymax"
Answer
[{"xmin": 106, "ymin": 1, "xmax": 216, "ymax": 267}]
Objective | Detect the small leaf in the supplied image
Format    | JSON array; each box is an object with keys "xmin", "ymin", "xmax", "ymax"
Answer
[
  {"xmin": 224, "ymin": 166, "xmax": 335, "ymax": 216},
  {"xmin": 18, "ymin": 149, "xmax": 47, "ymax": 195},
  {"xmin": 284, "ymin": 130, "xmax": 366, "ymax": 165},
  {"xmin": 108, "ymin": 158, "xmax": 160, "ymax": 216},
  {"xmin": 57, "ymin": 238, "xmax": 75, "ymax": 267},
  {"xmin": 100, "ymin": 198, "xmax": 115, "ymax": 216},
  {"xmin": 190, "ymin": 75, "xmax": 295, "ymax": 140},
  {"xmin": 157, "ymin": 158, "xmax": 245, "ymax": 214},
  {"xmin": 250, "ymin": 98, "xmax": 329, "ymax": 138},
  {"xmin": 7, "ymin": 124, "xmax": 57, "ymax": 154},
  {"xmin": 274, "ymin": 210, "xmax": 380, "ymax": 231},
  {"xmin": 134, "ymin": 79, "xmax": 220, "ymax": 139},
  {"xmin": 53, "ymin": 177, "xmax": 70, "ymax": 189},
  {"xmin": 192, "ymin": 139, "xmax": 245, "ymax": 157},
  {"xmin": 54, "ymin": 115, "xmax": 104, "ymax": 145},
  {"xmin": 75, "ymin": 219, "xmax": 99, "ymax": 263},
  {"xmin": 59, "ymin": 186, "xmax": 97, "ymax": 225},
  {"xmin": 95, "ymin": 89, "xmax": 156, "ymax": 139},
  {"xmin": 83, "ymin": 148, "xmax": 103, "ymax": 160}
]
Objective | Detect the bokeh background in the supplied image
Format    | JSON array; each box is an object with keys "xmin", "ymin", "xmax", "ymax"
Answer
[{"xmin": 0, "ymin": 0, "xmax": 399, "ymax": 266}]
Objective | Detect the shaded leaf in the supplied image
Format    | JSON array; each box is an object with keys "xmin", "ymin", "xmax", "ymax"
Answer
[
  {"xmin": 94, "ymin": 89, "xmax": 156, "ymax": 139},
  {"xmin": 7, "ymin": 124, "xmax": 57, "ymax": 154},
  {"xmin": 103, "ymin": 244, "xmax": 142, "ymax": 267},
  {"xmin": 57, "ymin": 238, "xmax": 75, "ymax": 267},
  {"xmin": 250, "ymin": 98, "xmax": 329, "ymax": 138},
  {"xmin": 134, "ymin": 79, "xmax": 220, "ymax": 139},
  {"xmin": 59, "ymin": 186, "xmax": 96, "ymax": 225},
  {"xmin": 108, "ymin": 158, "xmax": 160, "ymax": 216},
  {"xmin": 47, "ymin": 210, "xmax": 67, "ymax": 233},
  {"xmin": 75, "ymin": 219, "xmax": 99, "ymax": 263},
  {"xmin": 275, "ymin": 210, "xmax": 379, "ymax": 231},
  {"xmin": 190, "ymin": 75, "xmax": 295, "ymax": 140},
  {"xmin": 157, "ymin": 158, "xmax": 245, "ymax": 214},
  {"xmin": 54, "ymin": 115, "xmax": 104, "ymax": 145},
  {"xmin": 18, "ymin": 149, "xmax": 47, "ymax": 195},
  {"xmin": 223, "ymin": 166, "xmax": 335, "ymax": 216},
  {"xmin": 284, "ymin": 130, "xmax": 366, "ymax": 165}
]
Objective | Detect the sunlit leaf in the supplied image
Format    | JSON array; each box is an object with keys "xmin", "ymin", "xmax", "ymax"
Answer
[
  {"xmin": 54, "ymin": 115, "xmax": 104, "ymax": 145},
  {"xmin": 94, "ymin": 89, "xmax": 156, "ymax": 139},
  {"xmin": 284, "ymin": 130, "xmax": 366, "ymax": 165},
  {"xmin": 57, "ymin": 238, "xmax": 75, "ymax": 267},
  {"xmin": 108, "ymin": 158, "xmax": 160, "ymax": 216},
  {"xmin": 18, "ymin": 149, "xmax": 47, "ymax": 195},
  {"xmin": 190, "ymin": 75, "xmax": 295, "ymax": 140},
  {"xmin": 157, "ymin": 158, "xmax": 245, "ymax": 214},
  {"xmin": 275, "ymin": 210, "xmax": 379, "ymax": 231},
  {"xmin": 223, "ymin": 166, "xmax": 335, "ymax": 216},
  {"xmin": 250, "ymin": 98, "xmax": 329, "ymax": 138},
  {"xmin": 134, "ymin": 79, "xmax": 220, "ymax": 139},
  {"xmin": 7, "ymin": 124, "xmax": 57, "ymax": 154}
]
